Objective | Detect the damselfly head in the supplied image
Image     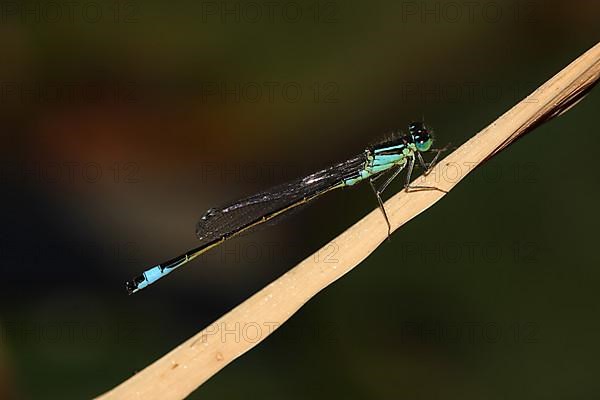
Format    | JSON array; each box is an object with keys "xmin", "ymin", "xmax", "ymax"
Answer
[{"xmin": 408, "ymin": 121, "xmax": 434, "ymax": 152}]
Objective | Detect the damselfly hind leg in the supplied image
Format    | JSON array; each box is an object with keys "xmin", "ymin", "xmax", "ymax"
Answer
[
  {"xmin": 369, "ymin": 178, "xmax": 392, "ymax": 237},
  {"xmin": 368, "ymin": 164, "xmax": 406, "ymax": 238}
]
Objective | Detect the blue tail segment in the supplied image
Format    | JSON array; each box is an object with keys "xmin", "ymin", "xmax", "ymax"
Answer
[
  {"xmin": 125, "ymin": 260, "xmax": 188, "ymax": 294},
  {"xmin": 126, "ymin": 251, "xmax": 200, "ymax": 294},
  {"xmin": 125, "ymin": 265, "xmax": 170, "ymax": 294}
]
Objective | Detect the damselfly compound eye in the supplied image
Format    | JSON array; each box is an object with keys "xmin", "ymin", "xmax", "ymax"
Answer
[{"xmin": 415, "ymin": 137, "xmax": 433, "ymax": 152}]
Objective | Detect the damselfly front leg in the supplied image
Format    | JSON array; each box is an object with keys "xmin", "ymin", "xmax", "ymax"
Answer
[
  {"xmin": 404, "ymin": 153, "xmax": 448, "ymax": 194},
  {"xmin": 420, "ymin": 142, "xmax": 452, "ymax": 175}
]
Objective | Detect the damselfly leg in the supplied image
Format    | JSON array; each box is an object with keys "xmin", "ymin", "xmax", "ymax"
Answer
[
  {"xmin": 405, "ymin": 143, "xmax": 452, "ymax": 193},
  {"xmin": 369, "ymin": 178, "xmax": 392, "ymax": 236},
  {"xmin": 368, "ymin": 163, "xmax": 408, "ymax": 235},
  {"xmin": 421, "ymin": 142, "xmax": 452, "ymax": 175}
]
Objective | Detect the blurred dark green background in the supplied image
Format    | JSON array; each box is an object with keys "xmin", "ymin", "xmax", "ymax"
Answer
[{"xmin": 0, "ymin": 0, "xmax": 599, "ymax": 398}]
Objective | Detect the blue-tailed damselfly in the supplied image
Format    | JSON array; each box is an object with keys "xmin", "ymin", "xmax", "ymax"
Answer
[{"xmin": 125, "ymin": 122, "xmax": 447, "ymax": 294}]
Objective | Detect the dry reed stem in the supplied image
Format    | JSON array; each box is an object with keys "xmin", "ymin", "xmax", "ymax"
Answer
[{"xmin": 97, "ymin": 42, "xmax": 600, "ymax": 400}]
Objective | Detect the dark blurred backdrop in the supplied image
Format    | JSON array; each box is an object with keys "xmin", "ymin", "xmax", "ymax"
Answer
[{"xmin": 0, "ymin": 0, "xmax": 599, "ymax": 398}]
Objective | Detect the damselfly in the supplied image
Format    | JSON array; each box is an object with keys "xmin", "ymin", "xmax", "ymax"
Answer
[{"xmin": 125, "ymin": 122, "xmax": 447, "ymax": 294}]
